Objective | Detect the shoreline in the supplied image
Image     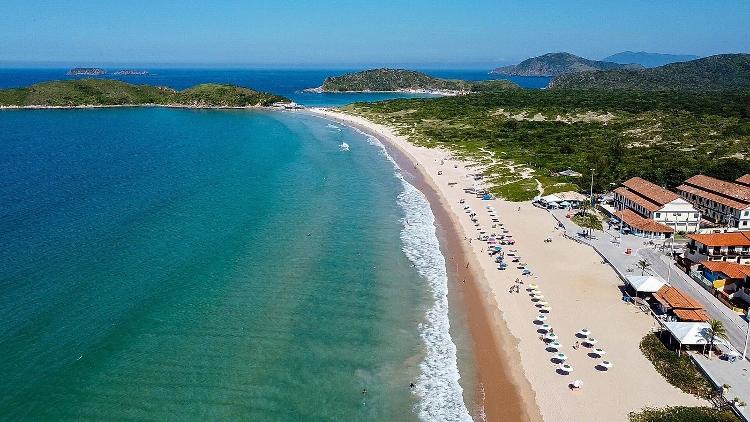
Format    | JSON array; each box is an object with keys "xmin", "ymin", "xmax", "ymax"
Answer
[
  {"xmin": 307, "ymin": 107, "xmax": 707, "ymax": 421},
  {"xmin": 307, "ymin": 108, "xmax": 540, "ymax": 422},
  {"xmin": 303, "ymin": 86, "xmax": 459, "ymax": 96}
]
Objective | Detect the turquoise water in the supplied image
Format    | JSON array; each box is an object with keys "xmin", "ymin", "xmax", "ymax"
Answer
[{"xmin": 0, "ymin": 109, "xmax": 472, "ymax": 420}]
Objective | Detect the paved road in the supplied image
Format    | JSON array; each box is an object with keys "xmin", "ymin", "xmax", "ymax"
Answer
[{"xmin": 550, "ymin": 209, "xmax": 750, "ymax": 358}]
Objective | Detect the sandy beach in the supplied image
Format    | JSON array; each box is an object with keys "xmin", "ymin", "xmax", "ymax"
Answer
[{"xmin": 309, "ymin": 107, "xmax": 707, "ymax": 421}]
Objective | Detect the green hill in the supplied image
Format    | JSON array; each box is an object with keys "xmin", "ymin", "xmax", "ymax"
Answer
[
  {"xmin": 603, "ymin": 51, "xmax": 700, "ymax": 68},
  {"xmin": 315, "ymin": 68, "xmax": 518, "ymax": 93},
  {"xmin": 551, "ymin": 54, "xmax": 750, "ymax": 90},
  {"xmin": 491, "ymin": 52, "xmax": 643, "ymax": 77},
  {"xmin": 0, "ymin": 79, "xmax": 288, "ymax": 107}
]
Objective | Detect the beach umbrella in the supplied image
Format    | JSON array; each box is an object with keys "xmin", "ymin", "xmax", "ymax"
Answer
[
  {"xmin": 536, "ymin": 301, "xmax": 548, "ymax": 307},
  {"xmin": 555, "ymin": 353, "xmax": 568, "ymax": 361},
  {"xmin": 577, "ymin": 328, "xmax": 591, "ymax": 337},
  {"xmin": 558, "ymin": 363, "xmax": 573, "ymax": 373},
  {"xmin": 600, "ymin": 361, "xmax": 613, "ymax": 369},
  {"xmin": 592, "ymin": 348, "xmax": 606, "ymax": 356},
  {"xmin": 529, "ymin": 284, "xmax": 538, "ymax": 289},
  {"xmin": 533, "ymin": 294, "xmax": 544, "ymax": 300},
  {"xmin": 540, "ymin": 324, "xmax": 551, "ymax": 332},
  {"xmin": 548, "ymin": 341, "xmax": 562, "ymax": 350},
  {"xmin": 585, "ymin": 337, "xmax": 598, "ymax": 346},
  {"xmin": 536, "ymin": 314, "xmax": 547, "ymax": 322},
  {"xmin": 540, "ymin": 305, "xmax": 551, "ymax": 312},
  {"xmin": 545, "ymin": 332, "xmax": 558, "ymax": 341}
]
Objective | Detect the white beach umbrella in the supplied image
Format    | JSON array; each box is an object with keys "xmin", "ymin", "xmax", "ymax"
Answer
[
  {"xmin": 585, "ymin": 337, "xmax": 598, "ymax": 346},
  {"xmin": 536, "ymin": 314, "xmax": 547, "ymax": 322},
  {"xmin": 577, "ymin": 328, "xmax": 591, "ymax": 337},
  {"xmin": 592, "ymin": 348, "xmax": 606, "ymax": 356},
  {"xmin": 600, "ymin": 361, "xmax": 613, "ymax": 369},
  {"xmin": 555, "ymin": 353, "xmax": 568, "ymax": 361},
  {"xmin": 558, "ymin": 363, "xmax": 573, "ymax": 373}
]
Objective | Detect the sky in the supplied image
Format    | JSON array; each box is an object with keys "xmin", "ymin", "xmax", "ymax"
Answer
[{"xmin": 1, "ymin": 0, "xmax": 748, "ymax": 68}]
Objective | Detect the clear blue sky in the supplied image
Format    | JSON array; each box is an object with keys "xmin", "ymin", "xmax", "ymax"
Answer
[{"xmin": 2, "ymin": 0, "xmax": 748, "ymax": 67}]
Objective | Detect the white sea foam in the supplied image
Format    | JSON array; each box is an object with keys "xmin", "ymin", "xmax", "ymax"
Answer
[
  {"xmin": 326, "ymin": 123, "xmax": 342, "ymax": 131},
  {"xmin": 360, "ymin": 129, "xmax": 472, "ymax": 421}
]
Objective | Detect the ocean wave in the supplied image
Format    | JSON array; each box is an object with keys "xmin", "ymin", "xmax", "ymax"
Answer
[{"xmin": 361, "ymin": 130, "xmax": 471, "ymax": 421}]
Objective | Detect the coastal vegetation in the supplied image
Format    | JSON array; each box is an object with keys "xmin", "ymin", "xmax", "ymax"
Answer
[
  {"xmin": 628, "ymin": 406, "xmax": 739, "ymax": 422},
  {"xmin": 344, "ymin": 87, "xmax": 750, "ymax": 200},
  {"xmin": 0, "ymin": 79, "xmax": 288, "ymax": 107},
  {"xmin": 552, "ymin": 54, "xmax": 750, "ymax": 90},
  {"xmin": 639, "ymin": 333, "xmax": 713, "ymax": 398},
  {"xmin": 317, "ymin": 68, "xmax": 518, "ymax": 93},
  {"xmin": 491, "ymin": 52, "xmax": 643, "ymax": 77}
]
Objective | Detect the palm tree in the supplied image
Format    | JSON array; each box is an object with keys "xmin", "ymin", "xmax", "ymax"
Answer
[
  {"xmin": 637, "ymin": 259, "xmax": 651, "ymax": 275},
  {"xmin": 707, "ymin": 319, "xmax": 728, "ymax": 358}
]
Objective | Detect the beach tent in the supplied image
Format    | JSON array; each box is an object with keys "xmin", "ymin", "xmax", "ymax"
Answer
[
  {"xmin": 538, "ymin": 194, "xmax": 563, "ymax": 208},
  {"xmin": 625, "ymin": 275, "xmax": 667, "ymax": 293},
  {"xmin": 662, "ymin": 321, "xmax": 731, "ymax": 355}
]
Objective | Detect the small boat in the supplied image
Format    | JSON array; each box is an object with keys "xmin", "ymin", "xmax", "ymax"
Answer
[{"xmin": 339, "ymin": 142, "xmax": 350, "ymax": 151}]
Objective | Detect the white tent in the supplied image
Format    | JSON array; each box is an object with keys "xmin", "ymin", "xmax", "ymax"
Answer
[
  {"xmin": 663, "ymin": 321, "xmax": 731, "ymax": 355},
  {"xmin": 626, "ymin": 275, "xmax": 667, "ymax": 293}
]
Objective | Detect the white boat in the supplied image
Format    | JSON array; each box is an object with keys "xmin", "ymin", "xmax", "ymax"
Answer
[{"xmin": 339, "ymin": 142, "xmax": 350, "ymax": 151}]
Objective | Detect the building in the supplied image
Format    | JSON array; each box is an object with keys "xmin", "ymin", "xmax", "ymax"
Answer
[
  {"xmin": 676, "ymin": 175, "xmax": 750, "ymax": 230},
  {"xmin": 612, "ymin": 177, "xmax": 701, "ymax": 237},
  {"xmin": 697, "ymin": 261, "xmax": 750, "ymax": 311},
  {"xmin": 685, "ymin": 231, "xmax": 750, "ymax": 265},
  {"xmin": 652, "ymin": 285, "xmax": 710, "ymax": 322},
  {"xmin": 736, "ymin": 174, "xmax": 750, "ymax": 188}
]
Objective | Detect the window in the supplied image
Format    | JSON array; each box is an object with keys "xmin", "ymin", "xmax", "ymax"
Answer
[
  {"xmin": 693, "ymin": 213, "xmax": 699, "ymax": 218},
  {"xmin": 675, "ymin": 212, "xmax": 682, "ymax": 217},
  {"xmin": 655, "ymin": 212, "xmax": 661, "ymax": 218},
  {"xmin": 743, "ymin": 221, "xmax": 749, "ymax": 226}
]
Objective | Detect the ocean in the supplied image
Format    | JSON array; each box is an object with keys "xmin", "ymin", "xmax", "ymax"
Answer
[
  {"xmin": 0, "ymin": 69, "xmax": 548, "ymax": 420},
  {"xmin": 0, "ymin": 68, "xmax": 552, "ymax": 106},
  {"xmin": 0, "ymin": 107, "xmax": 474, "ymax": 420}
]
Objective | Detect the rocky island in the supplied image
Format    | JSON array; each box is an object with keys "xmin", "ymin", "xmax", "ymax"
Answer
[
  {"xmin": 0, "ymin": 79, "xmax": 289, "ymax": 108},
  {"xmin": 113, "ymin": 69, "xmax": 150, "ymax": 75},
  {"xmin": 67, "ymin": 67, "xmax": 106, "ymax": 76},
  {"xmin": 308, "ymin": 68, "xmax": 518, "ymax": 95},
  {"xmin": 491, "ymin": 52, "xmax": 643, "ymax": 77}
]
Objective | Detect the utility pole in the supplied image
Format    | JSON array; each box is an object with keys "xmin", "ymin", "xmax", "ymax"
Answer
[
  {"xmin": 743, "ymin": 309, "xmax": 749, "ymax": 360},
  {"xmin": 590, "ymin": 168, "xmax": 595, "ymax": 210}
]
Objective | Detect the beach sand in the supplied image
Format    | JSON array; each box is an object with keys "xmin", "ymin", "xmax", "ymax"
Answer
[{"xmin": 309, "ymin": 108, "xmax": 707, "ymax": 421}]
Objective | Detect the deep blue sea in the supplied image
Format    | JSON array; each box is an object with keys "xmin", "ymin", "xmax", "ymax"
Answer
[{"xmin": 0, "ymin": 68, "xmax": 552, "ymax": 106}]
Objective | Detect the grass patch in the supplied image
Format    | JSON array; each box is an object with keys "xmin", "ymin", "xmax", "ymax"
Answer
[
  {"xmin": 572, "ymin": 212, "xmax": 603, "ymax": 231},
  {"xmin": 640, "ymin": 333, "xmax": 714, "ymax": 398},
  {"xmin": 628, "ymin": 406, "xmax": 739, "ymax": 422},
  {"xmin": 491, "ymin": 178, "xmax": 539, "ymax": 201}
]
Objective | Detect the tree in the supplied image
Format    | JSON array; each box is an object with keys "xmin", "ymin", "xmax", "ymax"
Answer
[
  {"xmin": 707, "ymin": 319, "xmax": 728, "ymax": 358},
  {"xmin": 637, "ymin": 259, "xmax": 651, "ymax": 275}
]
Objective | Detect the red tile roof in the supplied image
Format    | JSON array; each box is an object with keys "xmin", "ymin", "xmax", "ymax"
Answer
[
  {"xmin": 621, "ymin": 177, "xmax": 679, "ymax": 205},
  {"xmin": 677, "ymin": 175, "xmax": 750, "ymax": 210},
  {"xmin": 673, "ymin": 309, "xmax": 711, "ymax": 322},
  {"xmin": 614, "ymin": 187, "xmax": 662, "ymax": 213},
  {"xmin": 737, "ymin": 174, "xmax": 750, "ymax": 187},
  {"xmin": 654, "ymin": 285, "xmax": 704, "ymax": 310},
  {"xmin": 701, "ymin": 260, "xmax": 750, "ymax": 279},
  {"xmin": 614, "ymin": 209, "xmax": 674, "ymax": 233},
  {"xmin": 688, "ymin": 231, "xmax": 750, "ymax": 247}
]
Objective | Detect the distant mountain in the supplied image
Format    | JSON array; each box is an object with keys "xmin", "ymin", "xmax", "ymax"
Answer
[
  {"xmin": 490, "ymin": 52, "xmax": 643, "ymax": 77},
  {"xmin": 551, "ymin": 54, "xmax": 750, "ymax": 90},
  {"xmin": 311, "ymin": 68, "xmax": 518, "ymax": 93},
  {"xmin": 603, "ymin": 51, "xmax": 700, "ymax": 68}
]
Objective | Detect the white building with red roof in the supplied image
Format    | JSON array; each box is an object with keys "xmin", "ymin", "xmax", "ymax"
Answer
[
  {"xmin": 676, "ymin": 174, "xmax": 750, "ymax": 230},
  {"xmin": 612, "ymin": 177, "xmax": 700, "ymax": 237}
]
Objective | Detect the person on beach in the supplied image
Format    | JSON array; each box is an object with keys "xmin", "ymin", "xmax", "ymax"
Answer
[
  {"xmin": 362, "ymin": 388, "xmax": 367, "ymax": 395},
  {"xmin": 574, "ymin": 341, "xmax": 580, "ymax": 350}
]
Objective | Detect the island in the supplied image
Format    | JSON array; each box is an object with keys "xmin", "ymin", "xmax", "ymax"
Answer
[
  {"xmin": 490, "ymin": 52, "xmax": 643, "ymax": 77},
  {"xmin": 307, "ymin": 68, "xmax": 518, "ymax": 95},
  {"xmin": 67, "ymin": 67, "xmax": 106, "ymax": 76},
  {"xmin": 113, "ymin": 69, "xmax": 150, "ymax": 75},
  {"xmin": 0, "ymin": 79, "xmax": 290, "ymax": 108},
  {"xmin": 551, "ymin": 53, "xmax": 750, "ymax": 90}
]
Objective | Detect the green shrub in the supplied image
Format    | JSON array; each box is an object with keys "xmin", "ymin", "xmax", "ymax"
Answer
[
  {"xmin": 639, "ymin": 333, "xmax": 714, "ymax": 398},
  {"xmin": 629, "ymin": 406, "xmax": 739, "ymax": 422}
]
